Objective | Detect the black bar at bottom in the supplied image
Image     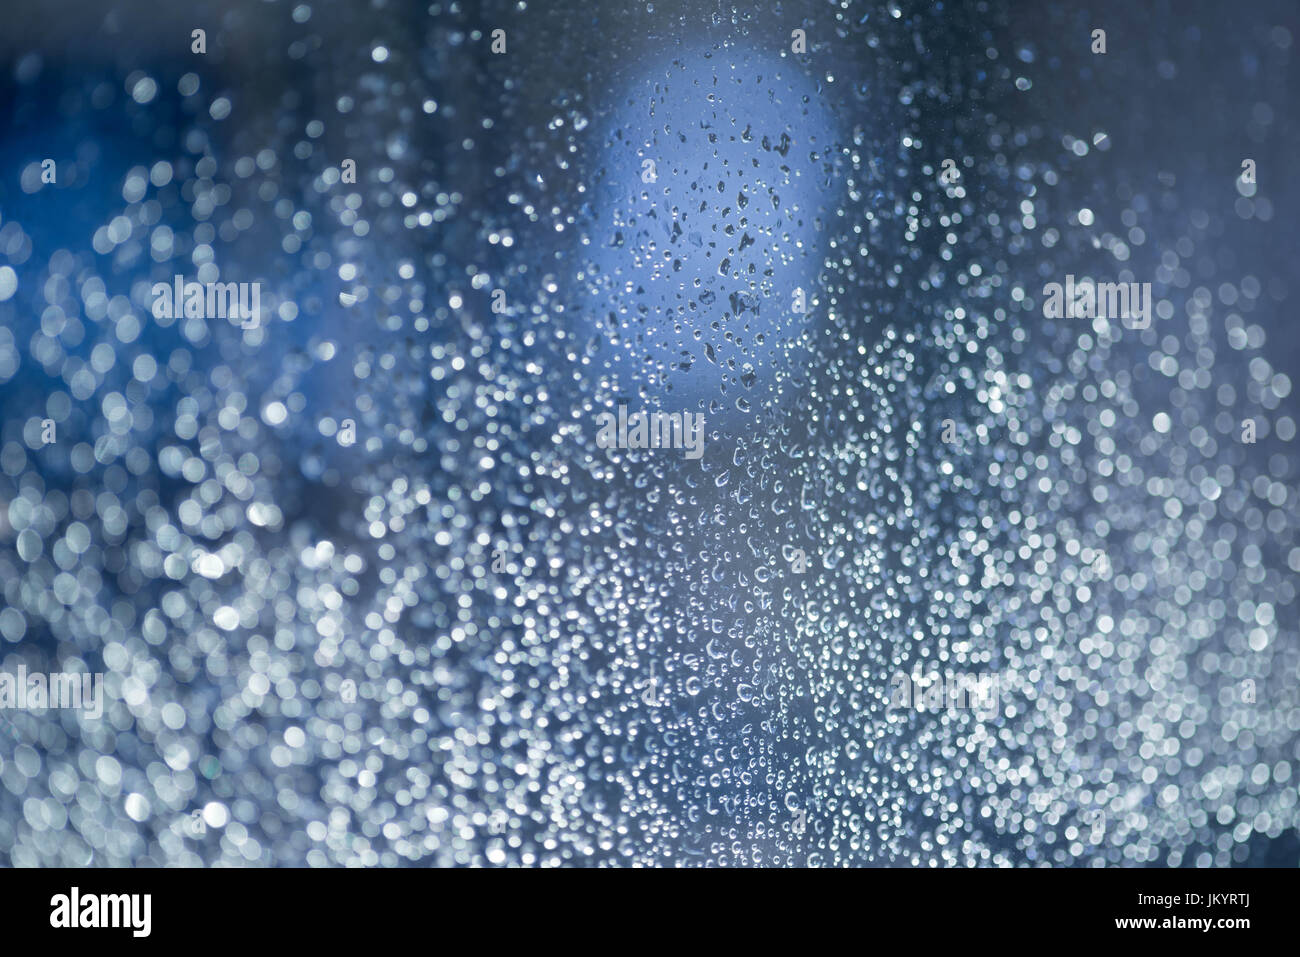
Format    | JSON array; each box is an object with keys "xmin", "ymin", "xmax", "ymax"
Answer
[{"xmin": 1, "ymin": 866, "xmax": 1290, "ymax": 945}]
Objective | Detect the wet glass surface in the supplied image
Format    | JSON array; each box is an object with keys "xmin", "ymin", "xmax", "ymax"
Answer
[{"xmin": 0, "ymin": 0, "xmax": 1296, "ymax": 866}]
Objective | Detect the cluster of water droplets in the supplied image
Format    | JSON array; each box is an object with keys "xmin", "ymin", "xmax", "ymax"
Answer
[{"xmin": 0, "ymin": 0, "xmax": 1295, "ymax": 866}]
